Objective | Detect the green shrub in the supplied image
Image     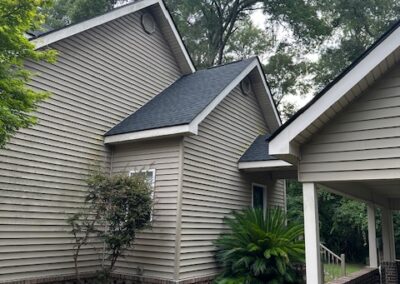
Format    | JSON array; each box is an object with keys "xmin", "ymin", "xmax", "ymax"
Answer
[
  {"xmin": 68, "ymin": 169, "xmax": 153, "ymax": 283},
  {"xmin": 215, "ymin": 208, "xmax": 304, "ymax": 284}
]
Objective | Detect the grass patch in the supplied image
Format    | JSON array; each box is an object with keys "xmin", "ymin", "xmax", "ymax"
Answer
[{"xmin": 323, "ymin": 263, "xmax": 365, "ymax": 282}]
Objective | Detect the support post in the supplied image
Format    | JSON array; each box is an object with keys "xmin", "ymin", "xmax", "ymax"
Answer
[
  {"xmin": 341, "ymin": 254, "xmax": 346, "ymax": 276},
  {"xmin": 381, "ymin": 207, "xmax": 396, "ymax": 262},
  {"xmin": 303, "ymin": 182, "xmax": 322, "ymax": 284},
  {"xmin": 367, "ymin": 204, "xmax": 378, "ymax": 267}
]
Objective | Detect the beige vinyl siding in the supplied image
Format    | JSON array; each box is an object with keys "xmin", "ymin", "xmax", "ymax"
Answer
[
  {"xmin": 299, "ymin": 63, "xmax": 400, "ymax": 182},
  {"xmin": 268, "ymin": 179, "xmax": 286, "ymax": 208},
  {"xmin": 110, "ymin": 138, "xmax": 182, "ymax": 280},
  {"xmin": 0, "ymin": 10, "xmax": 181, "ymax": 283},
  {"xmin": 178, "ymin": 86, "xmax": 284, "ymax": 280}
]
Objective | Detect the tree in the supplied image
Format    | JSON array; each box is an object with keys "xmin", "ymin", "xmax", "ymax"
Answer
[
  {"xmin": 286, "ymin": 180, "xmax": 369, "ymax": 263},
  {"xmin": 68, "ymin": 169, "xmax": 153, "ymax": 282},
  {"xmin": 0, "ymin": 0, "xmax": 56, "ymax": 148},
  {"xmin": 215, "ymin": 208, "xmax": 305, "ymax": 284},
  {"xmin": 45, "ymin": 0, "xmax": 130, "ymax": 28},
  {"xmin": 167, "ymin": 0, "xmax": 330, "ymax": 67},
  {"xmin": 313, "ymin": 0, "xmax": 400, "ymax": 88}
]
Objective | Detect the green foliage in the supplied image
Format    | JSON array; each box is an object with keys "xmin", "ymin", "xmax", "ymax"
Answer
[
  {"xmin": 167, "ymin": 0, "xmax": 329, "ymax": 67},
  {"xmin": 45, "ymin": 0, "xmax": 128, "ymax": 28},
  {"xmin": 215, "ymin": 208, "xmax": 304, "ymax": 284},
  {"xmin": 263, "ymin": 43, "xmax": 312, "ymax": 111},
  {"xmin": 313, "ymin": 0, "xmax": 400, "ymax": 88},
  {"xmin": 286, "ymin": 180, "xmax": 369, "ymax": 263},
  {"xmin": 224, "ymin": 18, "xmax": 272, "ymax": 61},
  {"xmin": 67, "ymin": 169, "xmax": 153, "ymax": 282},
  {"xmin": 0, "ymin": 0, "xmax": 57, "ymax": 148}
]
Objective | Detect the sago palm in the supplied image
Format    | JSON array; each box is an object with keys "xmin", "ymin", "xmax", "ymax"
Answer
[{"xmin": 215, "ymin": 208, "xmax": 304, "ymax": 284}]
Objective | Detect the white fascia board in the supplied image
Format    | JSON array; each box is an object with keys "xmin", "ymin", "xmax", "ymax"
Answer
[
  {"xmin": 158, "ymin": 1, "xmax": 195, "ymax": 73},
  {"xmin": 104, "ymin": 124, "xmax": 197, "ymax": 144},
  {"xmin": 189, "ymin": 59, "xmax": 280, "ymax": 132},
  {"xmin": 32, "ymin": 0, "xmax": 156, "ymax": 49},
  {"xmin": 238, "ymin": 160, "xmax": 293, "ymax": 170},
  {"xmin": 269, "ymin": 26, "xmax": 400, "ymax": 158},
  {"xmin": 255, "ymin": 63, "xmax": 281, "ymax": 127},
  {"xmin": 189, "ymin": 60, "xmax": 258, "ymax": 128}
]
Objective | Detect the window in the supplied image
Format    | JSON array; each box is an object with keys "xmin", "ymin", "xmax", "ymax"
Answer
[
  {"xmin": 129, "ymin": 169, "xmax": 156, "ymax": 220},
  {"xmin": 252, "ymin": 183, "xmax": 267, "ymax": 212},
  {"xmin": 129, "ymin": 169, "xmax": 156, "ymax": 190}
]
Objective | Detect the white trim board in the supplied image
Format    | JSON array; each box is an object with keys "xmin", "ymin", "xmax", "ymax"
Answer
[
  {"xmin": 238, "ymin": 160, "xmax": 292, "ymax": 170},
  {"xmin": 188, "ymin": 59, "xmax": 280, "ymax": 132},
  {"xmin": 256, "ymin": 63, "xmax": 281, "ymax": 128},
  {"xmin": 32, "ymin": 0, "xmax": 158, "ymax": 49},
  {"xmin": 188, "ymin": 60, "xmax": 258, "ymax": 128},
  {"xmin": 104, "ymin": 124, "xmax": 197, "ymax": 144},
  {"xmin": 157, "ymin": 0, "xmax": 195, "ymax": 73},
  {"xmin": 31, "ymin": 0, "xmax": 195, "ymax": 73},
  {"xmin": 269, "ymin": 24, "xmax": 400, "ymax": 159}
]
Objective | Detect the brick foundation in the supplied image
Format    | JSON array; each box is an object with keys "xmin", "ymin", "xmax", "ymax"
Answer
[
  {"xmin": 1, "ymin": 273, "xmax": 215, "ymax": 284},
  {"xmin": 327, "ymin": 267, "xmax": 380, "ymax": 284},
  {"xmin": 111, "ymin": 274, "xmax": 215, "ymax": 284},
  {"xmin": 381, "ymin": 261, "xmax": 399, "ymax": 284}
]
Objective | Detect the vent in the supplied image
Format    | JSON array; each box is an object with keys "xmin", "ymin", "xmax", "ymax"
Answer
[
  {"xmin": 240, "ymin": 77, "xmax": 252, "ymax": 96},
  {"xmin": 141, "ymin": 13, "xmax": 156, "ymax": 34}
]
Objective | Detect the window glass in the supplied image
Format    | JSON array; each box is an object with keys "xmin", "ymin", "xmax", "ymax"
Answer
[{"xmin": 252, "ymin": 184, "xmax": 265, "ymax": 210}]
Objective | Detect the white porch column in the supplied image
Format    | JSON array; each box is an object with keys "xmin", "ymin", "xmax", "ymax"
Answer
[
  {"xmin": 367, "ymin": 204, "xmax": 378, "ymax": 267},
  {"xmin": 381, "ymin": 207, "xmax": 396, "ymax": 262},
  {"xmin": 303, "ymin": 182, "xmax": 322, "ymax": 284}
]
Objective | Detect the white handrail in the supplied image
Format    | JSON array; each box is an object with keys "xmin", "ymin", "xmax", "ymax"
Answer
[
  {"xmin": 320, "ymin": 243, "xmax": 341, "ymax": 261},
  {"xmin": 320, "ymin": 243, "xmax": 346, "ymax": 283}
]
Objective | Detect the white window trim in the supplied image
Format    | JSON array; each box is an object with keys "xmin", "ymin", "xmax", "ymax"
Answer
[{"xmin": 251, "ymin": 183, "xmax": 267, "ymax": 214}]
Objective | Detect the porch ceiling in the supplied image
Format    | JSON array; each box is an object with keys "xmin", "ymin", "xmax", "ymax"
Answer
[{"xmin": 320, "ymin": 179, "xmax": 400, "ymax": 209}]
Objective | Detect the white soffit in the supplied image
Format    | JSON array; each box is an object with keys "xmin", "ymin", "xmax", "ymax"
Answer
[
  {"xmin": 104, "ymin": 124, "xmax": 197, "ymax": 144},
  {"xmin": 255, "ymin": 63, "xmax": 281, "ymax": 128},
  {"xmin": 238, "ymin": 160, "xmax": 293, "ymax": 170},
  {"xmin": 269, "ymin": 24, "xmax": 400, "ymax": 158}
]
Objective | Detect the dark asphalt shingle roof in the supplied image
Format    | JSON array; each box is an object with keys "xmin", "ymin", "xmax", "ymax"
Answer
[
  {"xmin": 106, "ymin": 58, "xmax": 256, "ymax": 136},
  {"xmin": 239, "ymin": 134, "xmax": 277, "ymax": 162}
]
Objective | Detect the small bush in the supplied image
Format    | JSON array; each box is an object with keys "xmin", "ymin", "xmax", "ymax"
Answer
[
  {"xmin": 215, "ymin": 208, "xmax": 305, "ymax": 284},
  {"xmin": 68, "ymin": 169, "xmax": 153, "ymax": 283}
]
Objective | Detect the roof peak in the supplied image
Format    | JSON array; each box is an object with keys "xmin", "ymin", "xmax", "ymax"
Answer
[
  {"xmin": 204, "ymin": 57, "xmax": 257, "ymax": 71},
  {"xmin": 30, "ymin": 0, "xmax": 195, "ymax": 74},
  {"xmin": 269, "ymin": 18, "xmax": 400, "ymax": 142}
]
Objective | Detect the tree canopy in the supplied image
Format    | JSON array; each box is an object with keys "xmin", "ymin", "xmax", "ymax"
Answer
[
  {"xmin": 0, "ymin": 0, "xmax": 56, "ymax": 148},
  {"xmin": 313, "ymin": 0, "xmax": 400, "ymax": 88}
]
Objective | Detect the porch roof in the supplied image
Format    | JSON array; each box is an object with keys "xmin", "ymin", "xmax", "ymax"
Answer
[{"xmin": 238, "ymin": 134, "xmax": 294, "ymax": 172}]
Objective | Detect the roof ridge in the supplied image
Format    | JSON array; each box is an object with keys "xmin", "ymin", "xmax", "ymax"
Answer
[{"xmin": 204, "ymin": 57, "xmax": 257, "ymax": 70}]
